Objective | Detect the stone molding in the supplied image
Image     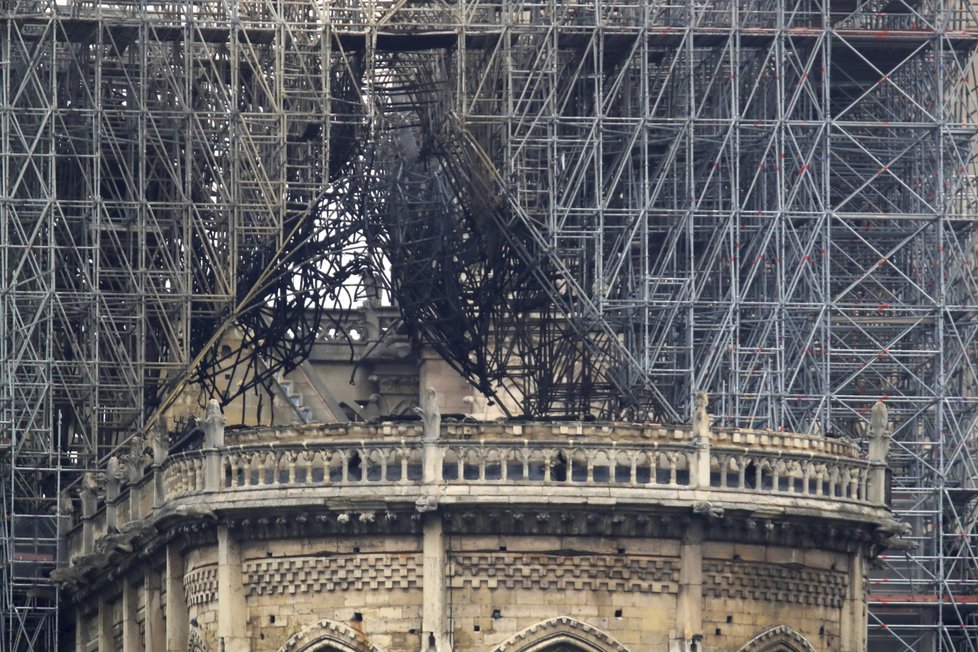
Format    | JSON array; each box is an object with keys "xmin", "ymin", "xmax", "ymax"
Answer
[
  {"xmin": 492, "ymin": 616, "xmax": 631, "ymax": 652},
  {"xmin": 184, "ymin": 565, "xmax": 219, "ymax": 606},
  {"xmin": 737, "ymin": 625, "xmax": 817, "ymax": 652},
  {"xmin": 704, "ymin": 560, "xmax": 848, "ymax": 608},
  {"xmin": 278, "ymin": 618, "xmax": 383, "ymax": 652},
  {"xmin": 244, "ymin": 554, "xmax": 422, "ymax": 595},
  {"xmin": 451, "ymin": 553, "xmax": 679, "ymax": 594},
  {"xmin": 55, "ymin": 418, "xmax": 901, "ymax": 602}
]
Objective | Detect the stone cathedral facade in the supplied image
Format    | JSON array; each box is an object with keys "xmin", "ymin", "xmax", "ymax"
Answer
[{"xmin": 54, "ymin": 383, "xmax": 904, "ymax": 652}]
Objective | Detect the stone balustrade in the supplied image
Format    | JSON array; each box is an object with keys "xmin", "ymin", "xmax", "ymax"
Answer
[
  {"xmin": 66, "ymin": 420, "xmax": 885, "ymax": 563},
  {"xmin": 222, "ymin": 442, "xmax": 425, "ymax": 488},
  {"xmin": 440, "ymin": 442, "xmax": 695, "ymax": 486}
]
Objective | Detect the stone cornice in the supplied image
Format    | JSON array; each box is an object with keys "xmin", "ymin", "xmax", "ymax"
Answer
[{"xmin": 54, "ymin": 421, "xmax": 902, "ymax": 599}]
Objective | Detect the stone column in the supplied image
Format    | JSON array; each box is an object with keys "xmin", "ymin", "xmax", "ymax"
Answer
[
  {"xmin": 217, "ymin": 524, "xmax": 249, "ymax": 652},
  {"xmin": 202, "ymin": 399, "xmax": 226, "ymax": 492},
  {"xmin": 75, "ymin": 610, "xmax": 87, "ymax": 652},
  {"xmin": 165, "ymin": 543, "xmax": 189, "ymax": 652},
  {"xmin": 122, "ymin": 579, "xmax": 141, "ymax": 652},
  {"xmin": 105, "ymin": 457, "xmax": 124, "ymax": 532},
  {"xmin": 124, "ymin": 436, "xmax": 147, "ymax": 522},
  {"xmin": 98, "ymin": 597, "xmax": 116, "ymax": 652},
  {"xmin": 79, "ymin": 473, "xmax": 98, "ymax": 555},
  {"xmin": 692, "ymin": 435, "xmax": 711, "ymax": 489},
  {"xmin": 419, "ymin": 387, "xmax": 443, "ymax": 483},
  {"xmin": 422, "ymin": 512, "xmax": 449, "ymax": 652},
  {"xmin": 417, "ymin": 387, "xmax": 448, "ymax": 652},
  {"xmin": 671, "ymin": 519, "xmax": 704, "ymax": 652},
  {"xmin": 152, "ymin": 464, "xmax": 166, "ymax": 508},
  {"xmin": 144, "ymin": 568, "xmax": 165, "ymax": 652},
  {"xmin": 152, "ymin": 423, "xmax": 169, "ymax": 508},
  {"xmin": 867, "ymin": 400, "xmax": 891, "ymax": 506},
  {"xmin": 868, "ymin": 462, "xmax": 888, "ymax": 506},
  {"xmin": 690, "ymin": 391, "xmax": 712, "ymax": 488},
  {"xmin": 840, "ymin": 545, "xmax": 868, "ymax": 652}
]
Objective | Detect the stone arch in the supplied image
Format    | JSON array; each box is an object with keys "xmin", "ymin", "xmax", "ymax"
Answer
[
  {"xmin": 278, "ymin": 619, "xmax": 383, "ymax": 652},
  {"xmin": 492, "ymin": 616, "xmax": 631, "ymax": 652},
  {"xmin": 737, "ymin": 625, "xmax": 817, "ymax": 652}
]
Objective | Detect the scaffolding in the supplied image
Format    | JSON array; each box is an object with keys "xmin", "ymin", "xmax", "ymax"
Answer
[
  {"xmin": 0, "ymin": 1, "xmax": 371, "ymax": 648},
  {"xmin": 2, "ymin": 1, "xmax": 978, "ymax": 651}
]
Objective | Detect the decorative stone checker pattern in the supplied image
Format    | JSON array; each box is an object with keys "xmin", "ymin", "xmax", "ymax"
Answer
[
  {"xmin": 242, "ymin": 554, "xmax": 422, "ymax": 595},
  {"xmin": 183, "ymin": 566, "xmax": 218, "ymax": 606},
  {"xmin": 703, "ymin": 560, "xmax": 848, "ymax": 608},
  {"xmin": 450, "ymin": 553, "xmax": 680, "ymax": 593}
]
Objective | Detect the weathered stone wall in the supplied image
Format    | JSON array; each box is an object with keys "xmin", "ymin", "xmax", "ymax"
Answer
[
  {"xmin": 145, "ymin": 532, "xmax": 859, "ymax": 652},
  {"xmin": 447, "ymin": 535, "xmax": 680, "ymax": 651},
  {"xmin": 241, "ymin": 537, "xmax": 423, "ymax": 652},
  {"xmin": 700, "ymin": 543, "xmax": 852, "ymax": 650},
  {"xmin": 56, "ymin": 419, "xmax": 894, "ymax": 652}
]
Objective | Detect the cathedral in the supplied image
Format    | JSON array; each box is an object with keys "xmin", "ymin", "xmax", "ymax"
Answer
[{"xmin": 52, "ymin": 317, "xmax": 905, "ymax": 652}]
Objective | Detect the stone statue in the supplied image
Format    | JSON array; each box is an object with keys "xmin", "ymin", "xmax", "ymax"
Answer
[
  {"xmin": 59, "ymin": 488, "xmax": 74, "ymax": 516},
  {"xmin": 867, "ymin": 400, "xmax": 891, "ymax": 462},
  {"xmin": 105, "ymin": 456, "xmax": 127, "ymax": 496},
  {"xmin": 150, "ymin": 422, "xmax": 169, "ymax": 466},
  {"xmin": 462, "ymin": 394, "xmax": 488, "ymax": 420},
  {"xmin": 201, "ymin": 398, "xmax": 226, "ymax": 448},
  {"xmin": 692, "ymin": 390, "xmax": 711, "ymax": 440},
  {"xmin": 414, "ymin": 387, "xmax": 441, "ymax": 440},
  {"xmin": 122, "ymin": 435, "xmax": 148, "ymax": 481},
  {"xmin": 78, "ymin": 471, "xmax": 99, "ymax": 518}
]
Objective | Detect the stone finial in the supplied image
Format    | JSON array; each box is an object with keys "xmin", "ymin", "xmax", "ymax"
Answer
[
  {"xmin": 78, "ymin": 471, "xmax": 99, "ymax": 516},
  {"xmin": 415, "ymin": 387, "xmax": 441, "ymax": 440},
  {"xmin": 122, "ymin": 435, "xmax": 148, "ymax": 481},
  {"xmin": 59, "ymin": 488, "xmax": 74, "ymax": 516},
  {"xmin": 201, "ymin": 398, "xmax": 226, "ymax": 448},
  {"xmin": 867, "ymin": 400, "xmax": 890, "ymax": 462},
  {"xmin": 692, "ymin": 390, "xmax": 711, "ymax": 440},
  {"xmin": 105, "ymin": 456, "xmax": 126, "ymax": 496},
  {"xmin": 150, "ymin": 421, "xmax": 169, "ymax": 466},
  {"xmin": 462, "ymin": 394, "xmax": 488, "ymax": 419}
]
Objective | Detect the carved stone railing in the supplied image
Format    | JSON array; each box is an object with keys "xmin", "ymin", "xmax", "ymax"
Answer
[
  {"xmin": 710, "ymin": 449, "xmax": 871, "ymax": 503},
  {"xmin": 64, "ymin": 420, "xmax": 888, "ymax": 564},
  {"xmin": 440, "ymin": 442, "xmax": 694, "ymax": 487},
  {"xmin": 222, "ymin": 442, "xmax": 424, "ymax": 488},
  {"xmin": 162, "ymin": 452, "xmax": 205, "ymax": 499}
]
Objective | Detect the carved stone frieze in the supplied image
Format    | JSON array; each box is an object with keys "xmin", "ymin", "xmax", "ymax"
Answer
[
  {"xmin": 225, "ymin": 510, "xmax": 419, "ymax": 542},
  {"xmin": 442, "ymin": 509, "xmax": 686, "ymax": 539},
  {"xmin": 450, "ymin": 553, "xmax": 679, "ymax": 594},
  {"xmin": 184, "ymin": 566, "xmax": 219, "ymax": 606},
  {"xmin": 243, "ymin": 553, "xmax": 422, "ymax": 595},
  {"xmin": 703, "ymin": 514, "xmax": 878, "ymax": 554},
  {"xmin": 703, "ymin": 559, "xmax": 848, "ymax": 608}
]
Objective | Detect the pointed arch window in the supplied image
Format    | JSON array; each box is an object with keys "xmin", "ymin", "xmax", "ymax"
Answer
[
  {"xmin": 737, "ymin": 625, "xmax": 816, "ymax": 652},
  {"xmin": 277, "ymin": 619, "xmax": 381, "ymax": 652},
  {"xmin": 493, "ymin": 617, "xmax": 631, "ymax": 652}
]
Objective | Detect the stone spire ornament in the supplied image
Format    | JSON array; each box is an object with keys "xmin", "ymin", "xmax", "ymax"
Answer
[
  {"xmin": 150, "ymin": 421, "xmax": 169, "ymax": 466},
  {"xmin": 201, "ymin": 398, "xmax": 226, "ymax": 449},
  {"xmin": 692, "ymin": 390, "xmax": 711, "ymax": 441},
  {"xmin": 415, "ymin": 387, "xmax": 441, "ymax": 441},
  {"xmin": 868, "ymin": 400, "xmax": 891, "ymax": 462}
]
